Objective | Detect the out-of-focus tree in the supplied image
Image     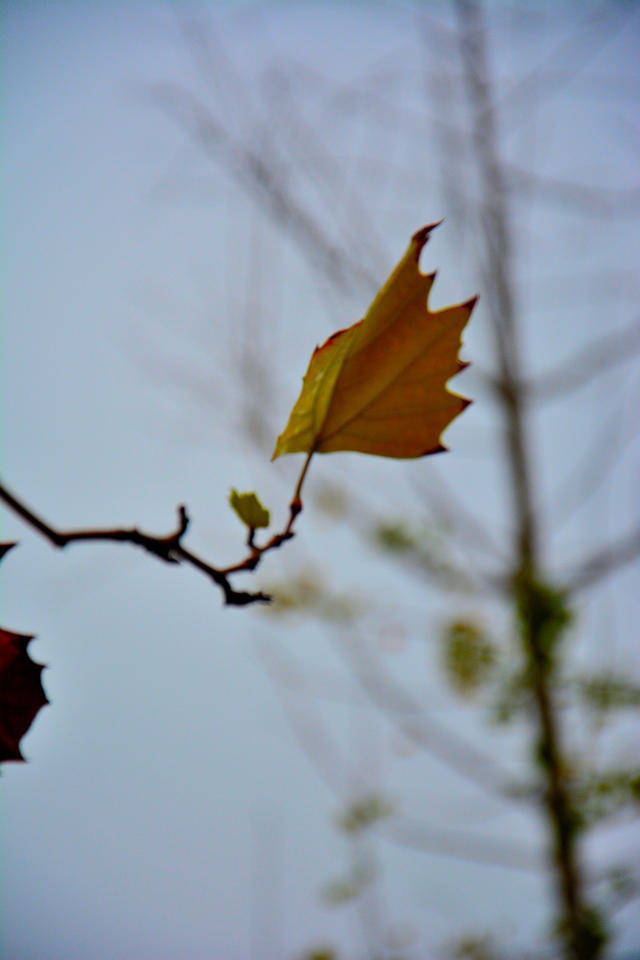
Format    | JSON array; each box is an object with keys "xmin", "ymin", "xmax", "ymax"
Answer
[{"xmin": 145, "ymin": 3, "xmax": 640, "ymax": 957}]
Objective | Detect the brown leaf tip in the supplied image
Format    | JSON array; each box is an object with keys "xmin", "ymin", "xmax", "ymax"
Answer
[
  {"xmin": 423, "ymin": 442, "xmax": 448, "ymax": 456},
  {"xmin": 461, "ymin": 294, "xmax": 479, "ymax": 313},
  {"xmin": 411, "ymin": 220, "xmax": 444, "ymax": 259}
]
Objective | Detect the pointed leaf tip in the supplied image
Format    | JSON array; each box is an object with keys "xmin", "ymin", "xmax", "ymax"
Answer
[
  {"xmin": 422, "ymin": 443, "xmax": 448, "ymax": 456},
  {"xmin": 462, "ymin": 295, "xmax": 479, "ymax": 312},
  {"xmin": 229, "ymin": 489, "xmax": 270, "ymax": 529},
  {"xmin": 411, "ymin": 220, "xmax": 443, "ymax": 258}
]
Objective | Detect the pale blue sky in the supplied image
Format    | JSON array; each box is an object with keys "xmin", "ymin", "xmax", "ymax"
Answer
[{"xmin": 1, "ymin": 2, "xmax": 639, "ymax": 958}]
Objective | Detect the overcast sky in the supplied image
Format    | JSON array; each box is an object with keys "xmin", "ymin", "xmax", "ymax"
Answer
[{"xmin": 1, "ymin": 2, "xmax": 639, "ymax": 959}]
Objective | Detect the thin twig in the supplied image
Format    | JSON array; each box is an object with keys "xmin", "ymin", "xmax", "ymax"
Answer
[
  {"xmin": 150, "ymin": 83, "xmax": 379, "ymax": 296},
  {"xmin": 486, "ymin": 0, "xmax": 634, "ymax": 137},
  {"xmin": 385, "ymin": 815, "xmax": 544, "ymax": 873},
  {"xmin": 504, "ymin": 165, "xmax": 640, "ymax": 219},
  {"xmin": 257, "ymin": 637, "xmax": 544, "ymax": 874},
  {"xmin": 563, "ymin": 522, "xmax": 640, "ymax": 593},
  {"xmin": 522, "ymin": 317, "xmax": 640, "ymax": 405},
  {"xmin": 336, "ymin": 630, "xmax": 515, "ymax": 798},
  {"xmin": 0, "ymin": 458, "xmax": 313, "ymax": 607}
]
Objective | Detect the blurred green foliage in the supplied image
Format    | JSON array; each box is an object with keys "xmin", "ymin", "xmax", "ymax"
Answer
[
  {"xmin": 335, "ymin": 793, "xmax": 395, "ymax": 834},
  {"xmin": 516, "ymin": 580, "xmax": 572, "ymax": 674},
  {"xmin": 575, "ymin": 768, "xmax": 640, "ymax": 826},
  {"xmin": 265, "ymin": 569, "xmax": 359, "ymax": 623},
  {"xmin": 322, "ymin": 862, "xmax": 375, "ymax": 906},
  {"xmin": 374, "ymin": 520, "xmax": 418, "ymax": 553},
  {"xmin": 553, "ymin": 905, "xmax": 609, "ymax": 960},
  {"xmin": 575, "ymin": 674, "xmax": 640, "ymax": 714},
  {"xmin": 313, "ymin": 482, "xmax": 349, "ymax": 520},
  {"xmin": 449, "ymin": 933, "xmax": 501, "ymax": 960},
  {"xmin": 441, "ymin": 619, "xmax": 495, "ymax": 696},
  {"xmin": 492, "ymin": 669, "xmax": 531, "ymax": 724}
]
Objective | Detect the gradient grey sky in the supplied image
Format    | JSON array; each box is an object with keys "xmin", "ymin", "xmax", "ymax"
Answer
[{"xmin": 2, "ymin": 2, "xmax": 639, "ymax": 958}]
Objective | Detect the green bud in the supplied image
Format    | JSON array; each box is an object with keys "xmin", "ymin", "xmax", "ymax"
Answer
[{"xmin": 228, "ymin": 489, "xmax": 270, "ymax": 529}]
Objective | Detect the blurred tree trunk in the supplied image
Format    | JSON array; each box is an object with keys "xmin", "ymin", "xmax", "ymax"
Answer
[
  {"xmin": 147, "ymin": 1, "xmax": 639, "ymax": 955},
  {"xmin": 455, "ymin": 2, "xmax": 605, "ymax": 955}
]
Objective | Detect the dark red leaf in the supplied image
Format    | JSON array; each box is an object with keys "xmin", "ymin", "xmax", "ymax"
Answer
[{"xmin": 0, "ymin": 628, "xmax": 48, "ymax": 763}]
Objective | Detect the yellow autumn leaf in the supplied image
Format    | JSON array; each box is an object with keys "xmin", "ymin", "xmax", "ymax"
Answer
[{"xmin": 272, "ymin": 223, "xmax": 475, "ymax": 461}]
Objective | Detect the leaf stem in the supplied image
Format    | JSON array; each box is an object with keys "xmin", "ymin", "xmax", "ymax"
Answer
[{"xmin": 290, "ymin": 450, "xmax": 314, "ymax": 518}]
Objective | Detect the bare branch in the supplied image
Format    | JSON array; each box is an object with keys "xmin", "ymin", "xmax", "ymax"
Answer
[
  {"xmin": 322, "ymin": 472, "xmax": 507, "ymax": 596},
  {"xmin": 260, "ymin": 67, "xmax": 390, "ymax": 278},
  {"xmin": 546, "ymin": 402, "xmax": 635, "ymax": 532},
  {"xmin": 410, "ymin": 469, "xmax": 510, "ymax": 563},
  {"xmin": 256, "ymin": 638, "xmax": 347, "ymax": 794},
  {"xmin": 257, "ymin": 638, "xmax": 544, "ymax": 874},
  {"xmin": 564, "ymin": 522, "xmax": 640, "ymax": 593},
  {"xmin": 0, "ymin": 462, "xmax": 312, "ymax": 607},
  {"xmin": 505, "ymin": 165, "xmax": 640, "ymax": 219},
  {"xmin": 336, "ymin": 631, "xmax": 516, "ymax": 798},
  {"xmin": 523, "ymin": 318, "xmax": 640, "ymax": 404},
  {"xmin": 384, "ymin": 815, "xmax": 544, "ymax": 873},
  {"xmin": 149, "ymin": 83, "xmax": 379, "ymax": 296},
  {"xmin": 488, "ymin": 1, "xmax": 635, "ymax": 136}
]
